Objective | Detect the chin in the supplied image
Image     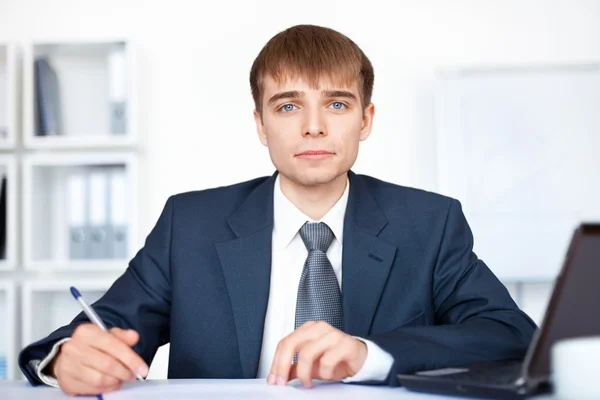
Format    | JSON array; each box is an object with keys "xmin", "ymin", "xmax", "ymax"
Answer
[{"xmin": 293, "ymin": 170, "xmax": 345, "ymax": 187}]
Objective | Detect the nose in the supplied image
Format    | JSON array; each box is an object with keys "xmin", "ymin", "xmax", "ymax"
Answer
[{"xmin": 302, "ymin": 108, "xmax": 327, "ymax": 137}]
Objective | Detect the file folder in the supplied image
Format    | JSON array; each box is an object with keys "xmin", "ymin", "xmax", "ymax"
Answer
[
  {"xmin": 0, "ymin": 176, "xmax": 6, "ymax": 260},
  {"xmin": 108, "ymin": 167, "xmax": 128, "ymax": 259},
  {"xmin": 107, "ymin": 48, "xmax": 127, "ymax": 135},
  {"xmin": 0, "ymin": 353, "xmax": 6, "ymax": 379},
  {"xmin": 34, "ymin": 57, "xmax": 62, "ymax": 136},
  {"xmin": 67, "ymin": 170, "xmax": 89, "ymax": 259},
  {"xmin": 88, "ymin": 168, "xmax": 110, "ymax": 259}
]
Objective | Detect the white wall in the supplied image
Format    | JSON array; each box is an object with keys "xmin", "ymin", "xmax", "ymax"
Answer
[
  {"xmin": 1, "ymin": 0, "xmax": 598, "ymax": 235},
  {"xmin": 0, "ymin": 0, "xmax": 598, "ymax": 378}
]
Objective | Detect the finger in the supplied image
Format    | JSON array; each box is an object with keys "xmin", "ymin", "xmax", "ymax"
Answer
[
  {"xmin": 318, "ymin": 340, "xmax": 357, "ymax": 381},
  {"xmin": 75, "ymin": 325, "xmax": 148, "ymax": 378},
  {"xmin": 110, "ymin": 327, "xmax": 140, "ymax": 347},
  {"xmin": 295, "ymin": 330, "xmax": 341, "ymax": 387},
  {"xmin": 288, "ymin": 363, "xmax": 322, "ymax": 381},
  {"xmin": 269, "ymin": 321, "xmax": 333, "ymax": 385},
  {"xmin": 59, "ymin": 375, "xmax": 122, "ymax": 397},
  {"xmin": 81, "ymin": 347, "xmax": 136, "ymax": 382},
  {"xmin": 288, "ymin": 360, "xmax": 319, "ymax": 383},
  {"xmin": 59, "ymin": 362, "xmax": 121, "ymax": 395},
  {"xmin": 270, "ymin": 321, "xmax": 323, "ymax": 384},
  {"xmin": 60, "ymin": 337, "xmax": 135, "ymax": 383}
]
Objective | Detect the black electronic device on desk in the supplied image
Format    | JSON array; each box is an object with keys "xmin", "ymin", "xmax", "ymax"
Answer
[{"xmin": 397, "ymin": 223, "xmax": 600, "ymax": 399}]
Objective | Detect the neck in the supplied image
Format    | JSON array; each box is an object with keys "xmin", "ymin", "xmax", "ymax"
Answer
[{"xmin": 279, "ymin": 173, "xmax": 348, "ymax": 221}]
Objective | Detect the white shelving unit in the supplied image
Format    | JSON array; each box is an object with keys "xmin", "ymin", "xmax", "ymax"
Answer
[
  {"xmin": 0, "ymin": 43, "xmax": 18, "ymax": 149},
  {"xmin": 0, "ymin": 281, "xmax": 16, "ymax": 380},
  {"xmin": 0, "ymin": 155, "xmax": 17, "ymax": 271},
  {"xmin": 0, "ymin": 38, "xmax": 142, "ymax": 380},
  {"xmin": 22, "ymin": 40, "xmax": 137, "ymax": 149},
  {"xmin": 21, "ymin": 280, "xmax": 112, "ymax": 347},
  {"xmin": 22, "ymin": 152, "xmax": 138, "ymax": 271}
]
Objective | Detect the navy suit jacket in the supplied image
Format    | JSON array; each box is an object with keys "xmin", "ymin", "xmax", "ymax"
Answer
[{"xmin": 19, "ymin": 171, "xmax": 537, "ymax": 385}]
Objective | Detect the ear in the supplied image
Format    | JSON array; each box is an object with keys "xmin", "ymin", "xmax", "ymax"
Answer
[
  {"xmin": 254, "ymin": 109, "xmax": 268, "ymax": 146},
  {"xmin": 359, "ymin": 103, "xmax": 375, "ymax": 141}
]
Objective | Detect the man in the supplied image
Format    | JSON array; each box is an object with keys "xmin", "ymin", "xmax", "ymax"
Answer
[{"xmin": 19, "ymin": 24, "xmax": 536, "ymax": 396}]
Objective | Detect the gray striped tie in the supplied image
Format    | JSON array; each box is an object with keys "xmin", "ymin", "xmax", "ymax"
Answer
[{"xmin": 294, "ymin": 222, "xmax": 344, "ymax": 332}]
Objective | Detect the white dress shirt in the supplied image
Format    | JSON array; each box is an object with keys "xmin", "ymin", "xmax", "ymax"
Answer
[
  {"xmin": 256, "ymin": 174, "xmax": 394, "ymax": 382},
  {"xmin": 37, "ymin": 174, "xmax": 394, "ymax": 386}
]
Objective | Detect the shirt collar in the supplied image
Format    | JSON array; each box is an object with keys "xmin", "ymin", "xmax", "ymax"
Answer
[{"xmin": 273, "ymin": 173, "xmax": 350, "ymax": 249}]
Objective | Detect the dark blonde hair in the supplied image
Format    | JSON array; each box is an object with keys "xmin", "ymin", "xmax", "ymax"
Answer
[{"xmin": 249, "ymin": 24, "xmax": 374, "ymax": 115}]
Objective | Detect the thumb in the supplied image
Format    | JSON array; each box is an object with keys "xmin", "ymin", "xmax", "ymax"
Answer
[{"xmin": 109, "ymin": 327, "xmax": 140, "ymax": 347}]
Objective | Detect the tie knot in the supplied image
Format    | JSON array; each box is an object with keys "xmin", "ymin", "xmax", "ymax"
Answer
[{"xmin": 299, "ymin": 222, "xmax": 334, "ymax": 252}]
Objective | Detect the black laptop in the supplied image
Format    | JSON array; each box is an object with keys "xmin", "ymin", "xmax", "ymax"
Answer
[{"xmin": 397, "ymin": 223, "xmax": 600, "ymax": 399}]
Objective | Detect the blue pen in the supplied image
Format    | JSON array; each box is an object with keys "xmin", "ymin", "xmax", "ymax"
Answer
[{"xmin": 70, "ymin": 286, "xmax": 145, "ymax": 381}]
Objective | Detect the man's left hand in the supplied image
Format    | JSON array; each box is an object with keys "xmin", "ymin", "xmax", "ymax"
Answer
[{"xmin": 267, "ymin": 321, "xmax": 368, "ymax": 388}]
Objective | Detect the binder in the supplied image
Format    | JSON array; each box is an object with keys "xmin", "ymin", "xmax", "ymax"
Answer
[
  {"xmin": 107, "ymin": 48, "xmax": 127, "ymax": 135},
  {"xmin": 108, "ymin": 167, "xmax": 128, "ymax": 259},
  {"xmin": 88, "ymin": 168, "xmax": 110, "ymax": 259},
  {"xmin": 0, "ymin": 176, "xmax": 6, "ymax": 259},
  {"xmin": 67, "ymin": 170, "xmax": 89, "ymax": 259},
  {"xmin": 34, "ymin": 57, "xmax": 62, "ymax": 136},
  {"xmin": 0, "ymin": 353, "xmax": 6, "ymax": 379}
]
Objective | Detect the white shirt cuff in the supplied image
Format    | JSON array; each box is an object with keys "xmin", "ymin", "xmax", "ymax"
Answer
[
  {"xmin": 342, "ymin": 337, "xmax": 394, "ymax": 383},
  {"xmin": 34, "ymin": 337, "xmax": 71, "ymax": 388}
]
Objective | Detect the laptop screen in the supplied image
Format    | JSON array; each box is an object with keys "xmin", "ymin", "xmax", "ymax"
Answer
[{"xmin": 526, "ymin": 224, "xmax": 600, "ymax": 379}]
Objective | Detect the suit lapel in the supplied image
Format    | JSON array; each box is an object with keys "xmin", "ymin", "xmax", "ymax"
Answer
[
  {"xmin": 216, "ymin": 172, "xmax": 277, "ymax": 378},
  {"xmin": 342, "ymin": 172, "xmax": 397, "ymax": 337}
]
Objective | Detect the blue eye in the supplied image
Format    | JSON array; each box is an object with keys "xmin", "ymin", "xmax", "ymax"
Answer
[
  {"xmin": 280, "ymin": 104, "xmax": 297, "ymax": 112},
  {"xmin": 330, "ymin": 102, "xmax": 346, "ymax": 110}
]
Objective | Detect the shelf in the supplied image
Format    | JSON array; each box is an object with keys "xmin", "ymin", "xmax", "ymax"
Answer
[
  {"xmin": 23, "ymin": 40, "xmax": 137, "ymax": 149},
  {"xmin": 25, "ymin": 134, "xmax": 135, "ymax": 150},
  {"xmin": 0, "ymin": 43, "xmax": 18, "ymax": 149},
  {"xmin": 0, "ymin": 155, "xmax": 16, "ymax": 271},
  {"xmin": 25, "ymin": 260, "xmax": 130, "ymax": 272},
  {"xmin": 0, "ymin": 281, "xmax": 16, "ymax": 380},
  {"xmin": 22, "ymin": 152, "xmax": 138, "ymax": 271},
  {"xmin": 22, "ymin": 280, "xmax": 111, "ymax": 347}
]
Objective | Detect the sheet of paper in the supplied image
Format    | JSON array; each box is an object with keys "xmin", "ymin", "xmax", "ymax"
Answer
[
  {"xmin": 0, "ymin": 379, "xmax": 501, "ymax": 400},
  {"xmin": 103, "ymin": 379, "xmax": 310, "ymax": 400},
  {"xmin": 101, "ymin": 379, "xmax": 448, "ymax": 400}
]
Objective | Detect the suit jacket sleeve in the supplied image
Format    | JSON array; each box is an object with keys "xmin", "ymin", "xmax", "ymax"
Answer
[
  {"xmin": 18, "ymin": 196, "xmax": 175, "ymax": 385},
  {"xmin": 366, "ymin": 199, "xmax": 538, "ymax": 386}
]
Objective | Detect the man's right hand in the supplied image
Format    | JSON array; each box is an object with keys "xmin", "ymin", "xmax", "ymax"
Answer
[{"xmin": 49, "ymin": 324, "xmax": 149, "ymax": 395}]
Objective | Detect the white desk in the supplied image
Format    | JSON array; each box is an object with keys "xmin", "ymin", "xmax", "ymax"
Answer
[{"xmin": 0, "ymin": 379, "xmax": 556, "ymax": 399}]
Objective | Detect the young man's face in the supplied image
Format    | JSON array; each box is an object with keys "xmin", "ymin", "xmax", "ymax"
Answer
[{"xmin": 254, "ymin": 74, "xmax": 374, "ymax": 188}]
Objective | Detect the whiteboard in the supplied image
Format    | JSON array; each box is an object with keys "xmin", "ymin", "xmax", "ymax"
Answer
[{"xmin": 434, "ymin": 64, "xmax": 600, "ymax": 281}]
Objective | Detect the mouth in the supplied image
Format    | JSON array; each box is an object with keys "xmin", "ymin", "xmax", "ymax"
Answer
[{"xmin": 295, "ymin": 150, "xmax": 335, "ymax": 160}]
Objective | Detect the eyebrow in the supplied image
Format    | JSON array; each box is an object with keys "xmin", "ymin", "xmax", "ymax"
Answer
[
  {"xmin": 322, "ymin": 90, "xmax": 358, "ymax": 101},
  {"xmin": 267, "ymin": 90, "xmax": 302, "ymax": 105},
  {"xmin": 267, "ymin": 89, "xmax": 358, "ymax": 106}
]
